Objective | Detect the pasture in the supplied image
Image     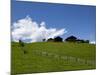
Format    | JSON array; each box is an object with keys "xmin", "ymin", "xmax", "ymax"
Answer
[{"xmin": 11, "ymin": 42, "xmax": 96, "ymax": 75}]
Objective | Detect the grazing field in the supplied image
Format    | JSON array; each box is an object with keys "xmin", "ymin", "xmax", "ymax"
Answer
[{"xmin": 11, "ymin": 42, "xmax": 96, "ymax": 75}]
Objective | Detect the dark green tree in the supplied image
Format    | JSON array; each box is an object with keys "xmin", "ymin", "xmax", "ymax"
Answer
[
  {"xmin": 43, "ymin": 38, "xmax": 46, "ymax": 42},
  {"xmin": 47, "ymin": 38, "xmax": 54, "ymax": 42},
  {"xmin": 84, "ymin": 40, "xmax": 89, "ymax": 43},
  {"xmin": 19, "ymin": 40, "xmax": 24, "ymax": 47},
  {"xmin": 54, "ymin": 36, "xmax": 63, "ymax": 42},
  {"xmin": 19, "ymin": 40, "xmax": 27, "ymax": 54},
  {"xmin": 65, "ymin": 35, "xmax": 77, "ymax": 42}
]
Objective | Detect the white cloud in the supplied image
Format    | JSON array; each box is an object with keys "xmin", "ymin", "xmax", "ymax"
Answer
[{"xmin": 11, "ymin": 16, "xmax": 67, "ymax": 43}]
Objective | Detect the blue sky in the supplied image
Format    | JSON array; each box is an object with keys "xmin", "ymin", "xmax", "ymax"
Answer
[{"xmin": 11, "ymin": 0, "xmax": 96, "ymax": 42}]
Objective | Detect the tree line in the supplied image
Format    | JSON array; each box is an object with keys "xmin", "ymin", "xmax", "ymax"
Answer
[
  {"xmin": 19, "ymin": 35, "xmax": 89, "ymax": 47},
  {"xmin": 45, "ymin": 35, "xmax": 89, "ymax": 43}
]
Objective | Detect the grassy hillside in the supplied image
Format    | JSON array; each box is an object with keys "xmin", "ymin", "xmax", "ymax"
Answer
[{"xmin": 11, "ymin": 42, "xmax": 96, "ymax": 75}]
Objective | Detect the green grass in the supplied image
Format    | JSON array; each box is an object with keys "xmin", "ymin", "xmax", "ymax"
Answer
[{"xmin": 11, "ymin": 42, "xmax": 96, "ymax": 75}]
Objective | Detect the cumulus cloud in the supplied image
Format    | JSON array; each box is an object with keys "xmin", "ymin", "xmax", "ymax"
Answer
[{"xmin": 11, "ymin": 16, "xmax": 67, "ymax": 43}]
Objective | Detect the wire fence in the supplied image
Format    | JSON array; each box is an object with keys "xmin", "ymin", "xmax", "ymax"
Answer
[{"xmin": 32, "ymin": 50, "xmax": 95, "ymax": 66}]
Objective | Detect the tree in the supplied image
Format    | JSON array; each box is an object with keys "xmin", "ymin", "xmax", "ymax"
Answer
[
  {"xmin": 47, "ymin": 38, "xmax": 54, "ymax": 42},
  {"xmin": 43, "ymin": 39, "xmax": 46, "ymax": 42},
  {"xmin": 54, "ymin": 36, "xmax": 63, "ymax": 42},
  {"xmin": 19, "ymin": 40, "xmax": 28, "ymax": 54},
  {"xmin": 65, "ymin": 35, "xmax": 77, "ymax": 42},
  {"xmin": 76, "ymin": 39, "xmax": 85, "ymax": 43},
  {"xmin": 19, "ymin": 40, "xmax": 24, "ymax": 47},
  {"xmin": 76, "ymin": 39, "xmax": 89, "ymax": 43},
  {"xmin": 84, "ymin": 40, "xmax": 89, "ymax": 43}
]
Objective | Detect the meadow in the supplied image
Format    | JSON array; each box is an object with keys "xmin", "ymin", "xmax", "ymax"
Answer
[{"xmin": 11, "ymin": 42, "xmax": 96, "ymax": 75}]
